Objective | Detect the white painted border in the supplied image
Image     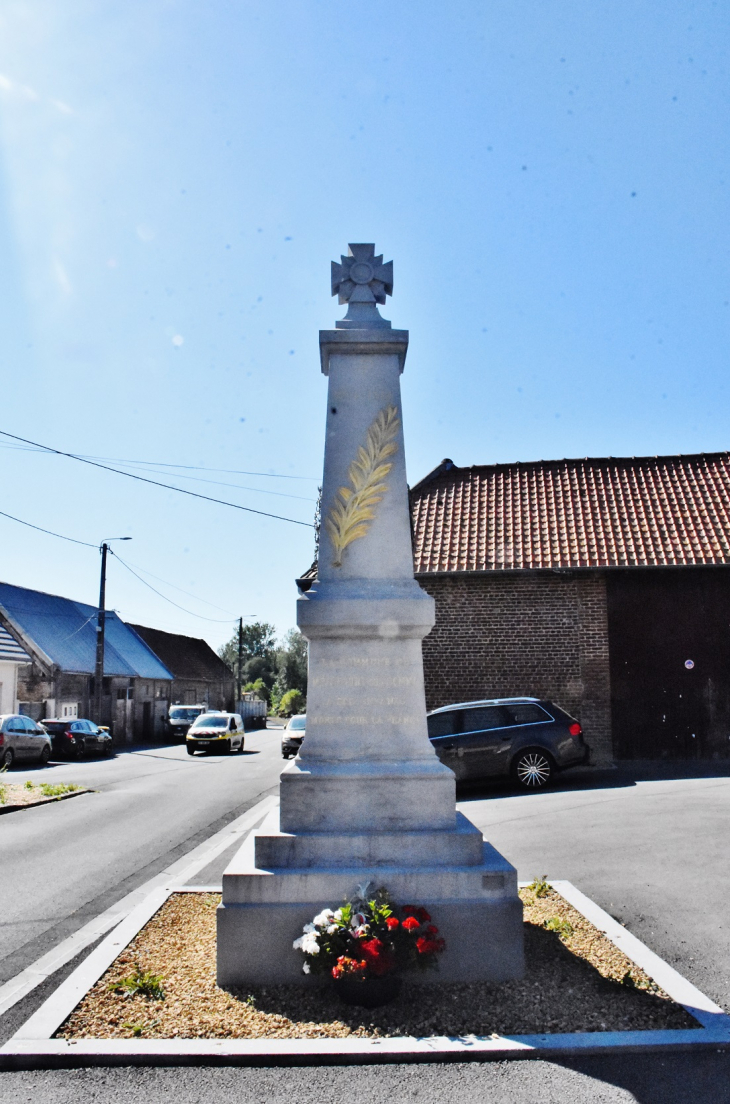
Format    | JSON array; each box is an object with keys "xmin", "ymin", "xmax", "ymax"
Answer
[
  {"xmin": 0, "ymin": 793, "xmax": 278, "ymax": 1019},
  {"xmin": 1, "ymin": 878, "xmax": 729, "ymax": 1068}
]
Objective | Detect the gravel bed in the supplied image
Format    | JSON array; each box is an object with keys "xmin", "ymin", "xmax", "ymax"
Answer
[
  {"xmin": 58, "ymin": 887, "xmax": 697, "ymax": 1040},
  {"xmin": 0, "ymin": 781, "xmax": 86, "ymax": 812}
]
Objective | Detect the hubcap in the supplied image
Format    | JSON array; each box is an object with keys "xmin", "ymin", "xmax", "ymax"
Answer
[{"xmin": 517, "ymin": 753, "xmax": 551, "ymax": 787}]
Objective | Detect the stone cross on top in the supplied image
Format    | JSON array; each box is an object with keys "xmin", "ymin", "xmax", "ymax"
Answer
[{"xmin": 331, "ymin": 243, "xmax": 394, "ymax": 329}]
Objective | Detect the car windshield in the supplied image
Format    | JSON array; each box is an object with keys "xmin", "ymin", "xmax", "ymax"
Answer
[
  {"xmin": 190, "ymin": 715, "xmax": 228, "ymax": 729},
  {"xmin": 170, "ymin": 708, "xmax": 202, "ymax": 723},
  {"xmin": 288, "ymin": 716, "xmax": 306, "ymax": 731},
  {"xmin": 42, "ymin": 721, "xmax": 67, "ymax": 734}
]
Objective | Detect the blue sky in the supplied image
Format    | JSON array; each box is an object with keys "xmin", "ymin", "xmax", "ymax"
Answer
[{"xmin": 0, "ymin": 0, "xmax": 727, "ymax": 647}]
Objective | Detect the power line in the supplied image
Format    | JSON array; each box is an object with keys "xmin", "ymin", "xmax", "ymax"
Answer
[
  {"xmin": 110, "ymin": 551, "xmax": 238, "ymax": 623},
  {"xmin": 0, "ymin": 429, "xmax": 314, "ymax": 528},
  {"xmin": 0, "ymin": 505, "xmax": 240, "ymax": 623},
  {"xmin": 0, "ymin": 508, "xmax": 98, "ymax": 548},
  {"xmin": 119, "ymin": 558, "xmax": 236, "ymax": 613},
  {"xmin": 93, "ymin": 462, "xmax": 316, "ymax": 502},
  {"xmin": 0, "ymin": 442, "xmax": 318, "ymax": 481}
]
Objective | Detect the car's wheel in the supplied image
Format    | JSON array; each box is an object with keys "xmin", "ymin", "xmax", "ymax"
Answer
[
  {"xmin": 2, "ymin": 747, "xmax": 15, "ymax": 769},
  {"xmin": 512, "ymin": 748, "xmax": 553, "ymax": 790},
  {"xmin": 105, "ymin": 743, "xmax": 114, "ymax": 757},
  {"xmin": 223, "ymin": 739, "xmax": 231, "ymax": 755},
  {"xmin": 238, "ymin": 737, "xmax": 244, "ymax": 753},
  {"xmin": 187, "ymin": 745, "xmax": 195, "ymax": 756},
  {"xmin": 39, "ymin": 745, "xmax": 50, "ymax": 766}
]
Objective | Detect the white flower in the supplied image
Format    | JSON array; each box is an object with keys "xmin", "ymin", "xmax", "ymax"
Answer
[
  {"xmin": 312, "ymin": 909, "xmax": 334, "ymax": 928},
  {"xmin": 293, "ymin": 935, "xmax": 305, "ymax": 950},
  {"xmin": 302, "ymin": 923, "xmax": 316, "ymax": 934},
  {"xmin": 334, "ymin": 909, "xmax": 343, "ymax": 921},
  {"xmin": 326, "ymin": 923, "xmax": 339, "ymax": 934},
  {"xmin": 353, "ymin": 925, "xmax": 370, "ymax": 938},
  {"xmin": 302, "ymin": 962, "xmax": 311, "ymax": 974},
  {"xmin": 300, "ymin": 933, "xmax": 320, "ymax": 955}
]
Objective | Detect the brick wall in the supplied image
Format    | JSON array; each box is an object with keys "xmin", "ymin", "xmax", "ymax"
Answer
[{"xmin": 417, "ymin": 571, "xmax": 613, "ymax": 766}]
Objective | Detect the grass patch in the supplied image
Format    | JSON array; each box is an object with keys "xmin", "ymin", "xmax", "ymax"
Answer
[
  {"xmin": 38, "ymin": 782, "xmax": 82, "ymax": 798},
  {"xmin": 108, "ymin": 964, "xmax": 165, "ymax": 1001}
]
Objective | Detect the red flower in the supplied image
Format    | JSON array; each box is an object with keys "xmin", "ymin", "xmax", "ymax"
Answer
[
  {"xmin": 402, "ymin": 916, "xmax": 420, "ymax": 932},
  {"xmin": 360, "ymin": 938, "xmax": 395, "ymax": 977},
  {"xmin": 402, "ymin": 905, "xmax": 418, "ymax": 916},
  {"xmin": 425, "ymin": 924, "xmax": 439, "ymax": 936},
  {"xmin": 416, "ymin": 937, "xmax": 439, "ymax": 955},
  {"xmin": 332, "ymin": 956, "xmax": 368, "ymax": 979},
  {"xmin": 386, "ymin": 917, "xmax": 400, "ymax": 930},
  {"xmin": 416, "ymin": 908, "xmax": 431, "ymax": 923}
]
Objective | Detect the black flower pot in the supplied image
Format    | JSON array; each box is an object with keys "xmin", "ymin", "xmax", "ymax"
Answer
[{"xmin": 333, "ymin": 974, "xmax": 401, "ymax": 1009}]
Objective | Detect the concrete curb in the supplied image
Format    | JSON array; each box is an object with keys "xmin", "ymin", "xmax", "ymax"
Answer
[
  {"xmin": 0, "ymin": 793, "xmax": 278, "ymax": 1019},
  {"xmin": 0, "ymin": 788, "xmax": 92, "ymax": 816},
  {"xmin": 2, "ymin": 876, "xmax": 729, "ymax": 1068}
]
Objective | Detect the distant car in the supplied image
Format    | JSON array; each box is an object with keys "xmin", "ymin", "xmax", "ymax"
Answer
[
  {"xmin": 186, "ymin": 712, "xmax": 245, "ymax": 755},
  {"xmin": 281, "ymin": 714, "xmax": 306, "ymax": 759},
  {"xmin": 41, "ymin": 718, "xmax": 114, "ymax": 760},
  {"xmin": 166, "ymin": 704, "xmax": 207, "ymax": 742},
  {"xmin": 427, "ymin": 697, "xmax": 589, "ymax": 790},
  {"xmin": 0, "ymin": 714, "xmax": 52, "ymax": 768}
]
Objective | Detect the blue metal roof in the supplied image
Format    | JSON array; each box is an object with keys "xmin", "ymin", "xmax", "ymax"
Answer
[{"xmin": 0, "ymin": 582, "xmax": 173, "ymax": 679}]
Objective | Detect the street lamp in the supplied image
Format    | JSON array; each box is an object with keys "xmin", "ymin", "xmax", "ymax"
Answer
[{"xmin": 93, "ymin": 538, "xmax": 133, "ymax": 726}]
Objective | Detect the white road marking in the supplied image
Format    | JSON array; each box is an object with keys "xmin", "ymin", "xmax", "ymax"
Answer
[{"xmin": 0, "ymin": 793, "xmax": 277, "ymax": 1019}]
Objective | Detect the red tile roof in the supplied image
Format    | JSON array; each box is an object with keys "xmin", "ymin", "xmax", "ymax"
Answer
[{"xmin": 410, "ymin": 453, "xmax": 730, "ymax": 573}]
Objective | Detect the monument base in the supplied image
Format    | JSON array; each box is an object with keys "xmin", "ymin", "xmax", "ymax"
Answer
[{"xmin": 216, "ymin": 808, "xmax": 524, "ymax": 987}]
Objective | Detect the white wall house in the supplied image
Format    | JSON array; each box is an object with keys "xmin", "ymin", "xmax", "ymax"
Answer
[{"xmin": 0, "ymin": 623, "xmax": 31, "ymax": 714}]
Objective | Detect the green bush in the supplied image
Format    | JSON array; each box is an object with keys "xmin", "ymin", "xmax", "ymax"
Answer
[{"xmin": 278, "ymin": 689, "xmax": 305, "ymax": 717}]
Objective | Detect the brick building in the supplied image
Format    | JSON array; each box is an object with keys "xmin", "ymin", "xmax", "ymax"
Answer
[
  {"xmin": 409, "ymin": 453, "xmax": 730, "ymax": 765},
  {"xmin": 130, "ymin": 625, "xmax": 234, "ymax": 714}
]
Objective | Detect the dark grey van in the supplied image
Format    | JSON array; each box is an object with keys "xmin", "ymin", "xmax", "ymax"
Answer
[{"xmin": 427, "ymin": 697, "xmax": 589, "ymax": 789}]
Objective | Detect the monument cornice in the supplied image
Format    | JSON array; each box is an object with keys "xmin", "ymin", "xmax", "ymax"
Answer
[{"xmin": 319, "ymin": 328, "xmax": 409, "ymax": 376}]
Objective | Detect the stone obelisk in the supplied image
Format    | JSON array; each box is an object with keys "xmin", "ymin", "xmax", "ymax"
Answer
[{"xmin": 217, "ymin": 245, "xmax": 524, "ymax": 985}]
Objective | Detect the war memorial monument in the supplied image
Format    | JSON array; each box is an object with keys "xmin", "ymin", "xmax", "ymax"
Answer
[{"xmin": 217, "ymin": 245, "xmax": 524, "ymax": 985}]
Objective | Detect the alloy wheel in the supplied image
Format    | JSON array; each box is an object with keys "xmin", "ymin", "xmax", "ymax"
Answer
[{"xmin": 515, "ymin": 751, "xmax": 552, "ymax": 789}]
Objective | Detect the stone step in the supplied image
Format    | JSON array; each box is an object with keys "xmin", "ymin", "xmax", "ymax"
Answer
[
  {"xmin": 222, "ymin": 836, "xmax": 517, "ymax": 905},
  {"xmin": 254, "ymin": 810, "xmax": 485, "ymax": 870}
]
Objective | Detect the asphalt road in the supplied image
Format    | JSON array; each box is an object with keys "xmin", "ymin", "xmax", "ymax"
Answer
[
  {"xmin": 0, "ymin": 725, "xmax": 283, "ymax": 984},
  {"xmin": 2, "ymin": 761, "xmax": 730, "ymax": 1101}
]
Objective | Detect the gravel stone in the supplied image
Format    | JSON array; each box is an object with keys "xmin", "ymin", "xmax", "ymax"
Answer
[{"xmin": 58, "ymin": 888, "xmax": 698, "ymax": 1040}]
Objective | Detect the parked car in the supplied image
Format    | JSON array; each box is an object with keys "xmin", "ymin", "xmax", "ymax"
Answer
[
  {"xmin": 0, "ymin": 714, "xmax": 52, "ymax": 768},
  {"xmin": 186, "ymin": 712, "xmax": 245, "ymax": 755},
  {"xmin": 41, "ymin": 718, "xmax": 114, "ymax": 759},
  {"xmin": 165, "ymin": 704, "xmax": 207, "ymax": 742},
  {"xmin": 426, "ymin": 697, "xmax": 588, "ymax": 790},
  {"xmin": 281, "ymin": 714, "xmax": 306, "ymax": 759}
]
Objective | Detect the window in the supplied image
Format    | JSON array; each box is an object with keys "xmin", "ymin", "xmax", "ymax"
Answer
[
  {"xmin": 461, "ymin": 706, "xmax": 509, "ymax": 733},
  {"xmin": 427, "ymin": 711, "xmax": 459, "ymax": 739},
  {"xmin": 504, "ymin": 703, "xmax": 551, "ymax": 725}
]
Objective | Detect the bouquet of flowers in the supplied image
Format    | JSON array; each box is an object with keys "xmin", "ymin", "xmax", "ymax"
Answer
[{"xmin": 293, "ymin": 883, "xmax": 445, "ymax": 987}]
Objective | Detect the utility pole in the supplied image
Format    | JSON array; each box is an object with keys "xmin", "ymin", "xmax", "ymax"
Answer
[
  {"xmin": 93, "ymin": 543, "xmax": 109, "ymax": 726},
  {"xmin": 237, "ymin": 616, "xmax": 243, "ymax": 709},
  {"xmin": 93, "ymin": 537, "xmax": 132, "ymax": 727}
]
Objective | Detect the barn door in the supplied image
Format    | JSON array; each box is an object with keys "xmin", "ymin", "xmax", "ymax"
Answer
[{"xmin": 608, "ymin": 569, "xmax": 730, "ymax": 760}]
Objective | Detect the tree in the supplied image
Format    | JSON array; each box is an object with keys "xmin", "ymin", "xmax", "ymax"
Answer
[
  {"xmin": 278, "ymin": 688, "xmax": 305, "ymax": 717},
  {"xmin": 269, "ymin": 629, "xmax": 308, "ymax": 713},
  {"xmin": 218, "ymin": 621, "xmax": 277, "ymax": 692}
]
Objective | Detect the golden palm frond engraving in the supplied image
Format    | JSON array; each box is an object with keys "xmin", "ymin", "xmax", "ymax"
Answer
[{"xmin": 325, "ymin": 404, "xmax": 401, "ymax": 567}]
